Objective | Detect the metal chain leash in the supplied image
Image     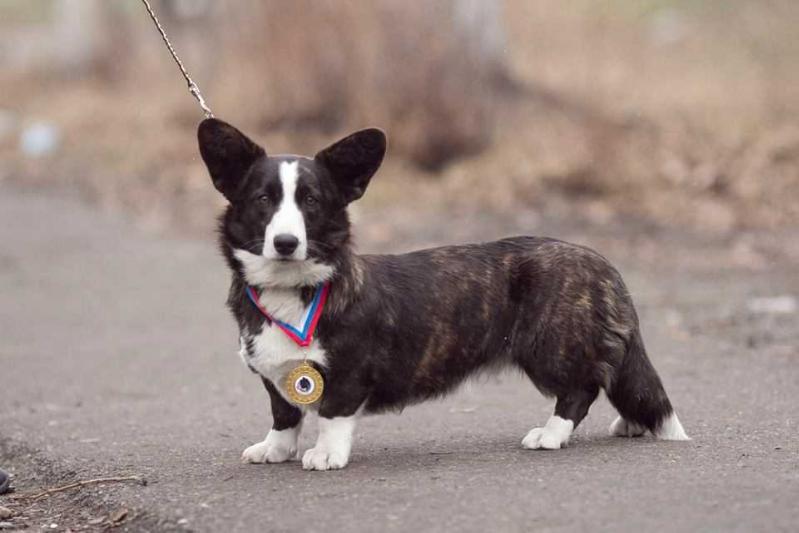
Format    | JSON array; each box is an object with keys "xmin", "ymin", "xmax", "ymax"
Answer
[{"xmin": 140, "ymin": 0, "xmax": 214, "ymax": 118}]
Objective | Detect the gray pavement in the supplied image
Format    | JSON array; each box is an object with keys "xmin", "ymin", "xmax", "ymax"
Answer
[{"xmin": 1, "ymin": 185, "xmax": 798, "ymax": 532}]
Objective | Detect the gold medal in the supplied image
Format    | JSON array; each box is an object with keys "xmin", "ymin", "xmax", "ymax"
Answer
[{"xmin": 285, "ymin": 362, "xmax": 324, "ymax": 405}]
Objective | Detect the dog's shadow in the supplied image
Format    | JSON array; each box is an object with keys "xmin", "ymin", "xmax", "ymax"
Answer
[
  {"xmin": 330, "ymin": 433, "xmax": 669, "ymax": 475},
  {"xmin": 227, "ymin": 432, "xmax": 685, "ymax": 487}
]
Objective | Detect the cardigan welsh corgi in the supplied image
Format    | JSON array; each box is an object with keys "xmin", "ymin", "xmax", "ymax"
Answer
[{"xmin": 198, "ymin": 118, "xmax": 689, "ymax": 471}]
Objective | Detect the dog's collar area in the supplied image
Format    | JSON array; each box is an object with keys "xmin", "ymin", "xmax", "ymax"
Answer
[{"xmin": 245, "ymin": 282, "xmax": 330, "ymax": 347}]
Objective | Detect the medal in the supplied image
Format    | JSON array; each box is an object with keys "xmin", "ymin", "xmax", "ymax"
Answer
[
  {"xmin": 285, "ymin": 361, "xmax": 325, "ymax": 405},
  {"xmin": 245, "ymin": 282, "xmax": 331, "ymax": 405}
]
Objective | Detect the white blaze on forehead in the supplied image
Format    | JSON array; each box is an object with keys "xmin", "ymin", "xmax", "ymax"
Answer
[{"xmin": 264, "ymin": 160, "xmax": 307, "ymax": 259}]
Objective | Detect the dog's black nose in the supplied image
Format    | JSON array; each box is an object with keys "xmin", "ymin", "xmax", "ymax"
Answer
[{"xmin": 273, "ymin": 234, "xmax": 299, "ymax": 256}]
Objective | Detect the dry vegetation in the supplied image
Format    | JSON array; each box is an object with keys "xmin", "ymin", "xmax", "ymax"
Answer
[{"xmin": 1, "ymin": 0, "xmax": 798, "ymax": 235}]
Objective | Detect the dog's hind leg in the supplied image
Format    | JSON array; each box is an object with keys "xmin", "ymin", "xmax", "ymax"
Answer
[{"xmin": 522, "ymin": 385, "xmax": 599, "ymax": 450}]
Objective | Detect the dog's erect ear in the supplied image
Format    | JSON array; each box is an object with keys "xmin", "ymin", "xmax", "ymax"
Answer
[
  {"xmin": 198, "ymin": 118, "xmax": 265, "ymax": 201},
  {"xmin": 315, "ymin": 128, "xmax": 386, "ymax": 204}
]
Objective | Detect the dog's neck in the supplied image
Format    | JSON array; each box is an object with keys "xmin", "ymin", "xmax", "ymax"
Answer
[
  {"xmin": 232, "ymin": 246, "xmax": 363, "ymax": 319},
  {"xmin": 325, "ymin": 249, "xmax": 364, "ymax": 315}
]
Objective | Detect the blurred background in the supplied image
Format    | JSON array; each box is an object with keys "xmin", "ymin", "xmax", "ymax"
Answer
[{"xmin": 2, "ymin": 0, "xmax": 798, "ymax": 246}]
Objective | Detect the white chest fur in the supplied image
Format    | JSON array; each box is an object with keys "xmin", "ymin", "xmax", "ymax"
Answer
[{"xmin": 239, "ymin": 287, "xmax": 328, "ymax": 398}]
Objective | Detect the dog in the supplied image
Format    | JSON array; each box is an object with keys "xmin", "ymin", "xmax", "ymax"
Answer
[{"xmin": 197, "ymin": 118, "xmax": 689, "ymax": 471}]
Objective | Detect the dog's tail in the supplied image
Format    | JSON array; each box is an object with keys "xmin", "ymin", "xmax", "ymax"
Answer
[{"xmin": 606, "ymin": 329, "xmax": 689, "ymax": 440}]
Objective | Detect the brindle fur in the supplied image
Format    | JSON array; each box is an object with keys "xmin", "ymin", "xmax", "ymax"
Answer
[{"xmin": 201, "ymin": 117, "xmax": 679, "ymax": 454}]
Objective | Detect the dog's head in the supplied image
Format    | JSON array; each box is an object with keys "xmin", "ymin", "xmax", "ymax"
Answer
[{"xmin": 198, "ymin": 118, "xmax": 386, "ymax": 287}]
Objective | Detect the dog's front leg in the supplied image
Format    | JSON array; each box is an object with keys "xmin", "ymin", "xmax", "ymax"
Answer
[
  {"xmin": 242, "ymin": 377, "xmax": 304, "ymax": 464},
  {"xmin": 302, "ymin": 384, "xmax": 365, "ymax": 471}
]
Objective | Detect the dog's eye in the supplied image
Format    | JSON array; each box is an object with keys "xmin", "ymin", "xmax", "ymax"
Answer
[
  {"xmin": 304, "ymin": 194, "xmax": 317, "ymax": 207},
  {"xmin": 257, "ymin": 195, "xmax": 270, "ymax": 205}
]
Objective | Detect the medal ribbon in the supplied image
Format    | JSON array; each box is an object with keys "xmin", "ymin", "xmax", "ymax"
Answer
[{"xmin": 245, "ymin": 282, "xmax": 330, "ymax": 347}]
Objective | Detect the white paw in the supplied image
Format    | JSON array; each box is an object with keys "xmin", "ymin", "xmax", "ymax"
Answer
[
  {"xmin": 522, "ymin": 416, "xmax": 574, "ymax": 450},
  {"xmin": 609, "ymin": 416, "xmax": 647, "ymax": 437},
  {"xmin": 241, "ymin": 429, "xmax": 298, "ymax": 464},
  {"xmin": 522, "ymin": 427, "xmax": 565, "ymax": 449},
  {"xmin": 241, "ymin": 441, "xmax": 295, "ymax": 464},
  {"xmin": 302, "ymin": 445, "xmax": 349, "ymax": 471}
]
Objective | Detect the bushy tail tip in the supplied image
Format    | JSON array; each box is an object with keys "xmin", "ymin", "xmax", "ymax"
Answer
[{"xmin": 653, "ymin": 412, "xmax": 690, "ymax": 441}]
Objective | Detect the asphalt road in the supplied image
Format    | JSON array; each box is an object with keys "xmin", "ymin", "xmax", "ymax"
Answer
[{"xmin": 1, "ymin": 185, "xmax": 798, "ymax": 532}]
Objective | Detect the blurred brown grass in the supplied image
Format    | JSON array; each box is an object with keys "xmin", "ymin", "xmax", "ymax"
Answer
[
  {"xmin": 1, "ymin": 0, "xmax": 798, "ymax": 235},
  {"xmin": 212, "ymin": 0, "xmax": 505, "ymax": 170}
]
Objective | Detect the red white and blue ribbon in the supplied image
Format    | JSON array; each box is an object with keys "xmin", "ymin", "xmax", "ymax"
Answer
[{"xmin": 245, "ymin": 282, "xmax": 330, "ymax": 347}]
